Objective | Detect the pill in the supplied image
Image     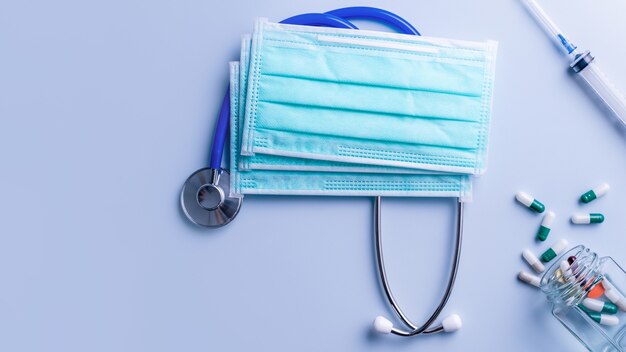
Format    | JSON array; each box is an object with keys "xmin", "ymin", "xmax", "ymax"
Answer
[
  {"xmin": 603, "ymin": 279, "xmax": 615, "ymax": 291},
  {"xmin": 523, "ymin": 249, "xmax": 545, "ymax": 273},
  {"xmin": 536, "ymin": 211, "xmax": 556, "ymax": 241},
  {"xmin": 578, "ymin": 304, "xmax": 591, "ymax": 314},
  {"xmin": 587, "ymin": 282, "xmax": 605, "ymax": 298},
  {"xmin": 585, "ymin": 311, "xmax": 620, "ymax": 326},
  {"xmin": 582, "ymin": 298, "xmax": 618, "ymax": 314},
  {"xmin": 559, "ymin": 260, "xmax": 576, "ymax": 283},
  {"xmin": 518, "ymin": 271, "xmax": 541, "ymax": 288},
  {"xmin": 516, "ymin": 192, "xmax": 545, "ymax": 213},
  {"xmin": 571, "ymin": 213, "xmax": 605, "ymax": 224},
  {"xmin": 567, "ymin": 256, "xmax": 576, "ymax": 265},
  {"xmin": 541, "ymin": 239, "xmax": 568, "ymax": 263},
  {"xmin": 605, "ymin": 288, "xmax": 626, "ymax": 311},
  {"xmin": 555, "ymin": 268, "xmax": 565, "ymax": 283},
  {"xmin": 580, "ymin": 183, "xmax": 610, "ymax": 203}
]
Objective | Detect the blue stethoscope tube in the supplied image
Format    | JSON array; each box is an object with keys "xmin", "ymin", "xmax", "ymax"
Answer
[
  {"xmin": 324, "ymin": 7, "xmax": 420, "ymax": 35},
  {"xmin": 185, "ymin": 7, "xmax": 462, "ymax": 337}
]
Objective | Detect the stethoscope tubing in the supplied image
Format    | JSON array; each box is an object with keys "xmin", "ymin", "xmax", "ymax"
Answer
[{"xmin": 375, "ymin": 197, "xmax": 464, "ymax": 336}]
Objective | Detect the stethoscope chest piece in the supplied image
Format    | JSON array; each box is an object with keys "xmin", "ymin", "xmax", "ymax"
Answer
[{"xmin": 181, "ymin": 168, "xmax": 242, "ymax": 227}]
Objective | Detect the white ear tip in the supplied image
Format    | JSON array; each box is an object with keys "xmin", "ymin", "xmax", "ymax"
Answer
[
  {"xmin": 373, "ymin": 316, "xmax": 393, "ymax": 334},
  {"xmin": 442, "ymin": 314, "xmax": 462, "ymax": 332}
]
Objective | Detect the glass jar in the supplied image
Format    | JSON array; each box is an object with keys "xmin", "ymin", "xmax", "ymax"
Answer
[{"xmin": 541, "ymin": 245, "xmax": 626, "ymax": 351}]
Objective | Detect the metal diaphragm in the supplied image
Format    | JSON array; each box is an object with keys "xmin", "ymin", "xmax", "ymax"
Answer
[{"xmin": 180, "ymin": 168, "xmax": 242, "ymax": 227}]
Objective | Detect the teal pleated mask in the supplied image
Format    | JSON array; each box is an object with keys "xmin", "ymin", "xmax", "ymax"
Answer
[
  {"xmin": 237, "ymin": 35, "xmax": 431, "ymax": 174},
  {"xmin": 229, "ymin": 62, "xmax": 472, "ymax": 198},
  {"xmin": 240, "ymin": 19, "xmax": 498, "ymax": 175}
]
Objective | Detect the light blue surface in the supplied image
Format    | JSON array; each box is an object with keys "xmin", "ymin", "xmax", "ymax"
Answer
[{"xmin": 1, "ymin": 0, "xmax": 626, "ymax": 351}]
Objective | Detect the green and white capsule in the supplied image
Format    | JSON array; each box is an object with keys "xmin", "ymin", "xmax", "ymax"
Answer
[
  {"xmin": 516, "ymin": 192, "xmax": 545, "ymax": 213},
  {"xmin": 541, "ymin": 239, "xmax": 568, "ymax": 263},
  {"xmin": 582, "ymin": 298, "xmax": 619, "ymax": 314},
  {"xmin": 580, "ymin": 183, "xmax": 610, "ymax": 203},
  {"xmin": 571, "ymin": 213, "xmax": 605, "ymax": 224},
  {"xmin": 537, "ymin": 211, "xmax": 556, "ymax": 241},
  {"xmin": 585, "ymin": 311, "xmax": 620, "ymax": 326},
  {"xmin": 604, "ymin": 286, "xmax": 626, "ymax": 311}
]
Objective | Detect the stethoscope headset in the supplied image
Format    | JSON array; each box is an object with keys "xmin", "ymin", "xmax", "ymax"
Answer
[{"xmin": 181, "ymin": 6, "xmax": 463, "ymax": 337}]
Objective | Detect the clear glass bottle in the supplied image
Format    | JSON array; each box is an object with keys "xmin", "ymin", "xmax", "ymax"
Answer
[{"xmin": 541, "ymin": 245, "xmax": 626, "ymax": 351}]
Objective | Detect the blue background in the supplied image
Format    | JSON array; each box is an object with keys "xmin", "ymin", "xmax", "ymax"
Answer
[{"xmin": 2, "ymin": 0, "xmax": 626, "ymax": 351}]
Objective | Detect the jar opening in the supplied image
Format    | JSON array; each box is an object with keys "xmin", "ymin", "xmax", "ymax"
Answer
[{"xmin": 541, "ymin": 246, "xmax": 604, "ymax": 306}]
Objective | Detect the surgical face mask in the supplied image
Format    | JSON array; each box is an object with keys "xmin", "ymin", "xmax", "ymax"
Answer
[
  {"xmin": 240, "ymin": 19, "xmax": 498, "ymax": 175},
  {"xmin": 237, "ymin": 35, "xmax": 436, "ymax": 175},
  {"xmin": 229, "ymin": 61, "xmax": 472, "ymax": 198}
]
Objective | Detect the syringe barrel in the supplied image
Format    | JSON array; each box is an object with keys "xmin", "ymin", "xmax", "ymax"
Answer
[
  {"xmin": 576, "ymin": 59, "xmax": 626, "ymax": 127},
  {"xmin": 523, "ymin": 0, "xmax": 561, "ymax": 39}
]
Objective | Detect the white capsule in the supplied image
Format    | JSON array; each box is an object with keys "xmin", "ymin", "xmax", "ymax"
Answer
[
  {"xmin": 605, "ymin": 289, "xmax": 626, "ymax": 311},
  {"xmin": 552, "ymin": 239, "xmax": 569, "ymax": 254},
  {"xmin": 572, "ymin": 214, "xmax": 591, "ymax": 224},
  {"xmin": 542, "ymin": 211, "xmax": 556, "ymax": 227},
  {"xmin": 515, "ymin": 192, "xmax": 534, "ymax": 207},
  {"xmin": 603, "ymin": 279, "xmax": 615, "ymax": 291},
  {"xmin": 523, "ymin": 249, "xmax": 545, "ymax": 273},
  {"xmin": 599, "ymin": 315, "xmax": 620, "ymax": 326},
  {"xmin": 518, "ymin": 270, "xmax": 541, "ymax": 288},
  {"xmin": 582, "ymin": 298, "xmax": 605, "ymax": 312},
  {"xmin": 594, "ymin": 183, "xmax": 611, "ymax": 197}
]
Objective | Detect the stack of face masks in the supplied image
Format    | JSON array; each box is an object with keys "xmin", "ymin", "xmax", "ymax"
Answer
[{"xmin": 229, "ymin": 19, "xmax": 498, "ymax": 200}]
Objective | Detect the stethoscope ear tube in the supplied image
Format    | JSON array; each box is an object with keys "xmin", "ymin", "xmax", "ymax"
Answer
[{"xmin": 374, "ymin": 197, "xmax": 464, "ymax": 336}]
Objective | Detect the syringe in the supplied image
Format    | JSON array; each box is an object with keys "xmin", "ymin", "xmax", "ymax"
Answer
[{"xmin": 522, "ymin": 0, "xmax": 626, "ymax": 127}]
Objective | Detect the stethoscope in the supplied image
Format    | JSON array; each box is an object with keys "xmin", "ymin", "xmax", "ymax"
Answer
[{"xmin": 181, "ymin": 6, "xmax": 463, "ymax": 336}]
